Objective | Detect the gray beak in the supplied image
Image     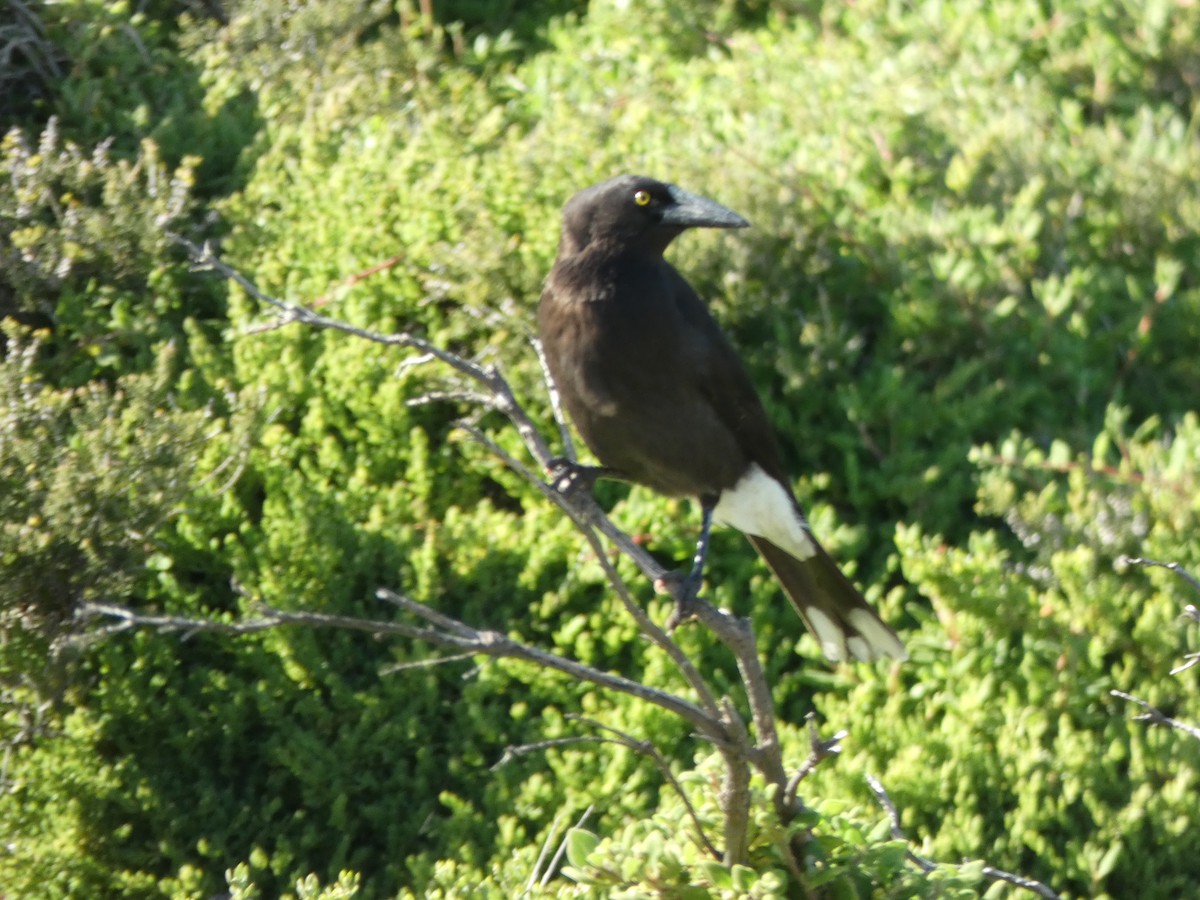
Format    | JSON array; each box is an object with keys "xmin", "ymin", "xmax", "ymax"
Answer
[{"xmin": 660, "ymin": 184, "xmax": 750, "ymax": 230}]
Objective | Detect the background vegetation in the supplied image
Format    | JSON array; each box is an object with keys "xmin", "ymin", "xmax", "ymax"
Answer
[{"xmin": 2, "ymin": 0, "xmax": 1198, "ymax": 896}]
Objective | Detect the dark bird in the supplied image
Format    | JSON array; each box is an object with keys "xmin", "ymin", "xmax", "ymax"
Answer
[{"xmin": 537, "ymin": 174, "xmax": 905, "ymax": 662}]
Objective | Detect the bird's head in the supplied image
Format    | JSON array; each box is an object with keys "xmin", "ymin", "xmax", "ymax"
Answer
[{"xmin": 559, "ymin": 174, "xmax": 750, "ymax": 256}]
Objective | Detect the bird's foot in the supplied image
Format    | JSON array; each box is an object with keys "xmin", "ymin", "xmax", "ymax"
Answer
[
  {"xmin": 545, "ymin": 458, "xmax": 617, "ymax": 503},
  {"xmin": 655, "ymin": 569, "xmax": 704, "ymax": 630}
]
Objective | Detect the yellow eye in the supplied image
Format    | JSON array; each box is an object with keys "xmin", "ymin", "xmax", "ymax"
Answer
[{"xmin": 633, "ymin": 189, "xmax": 652, "ymax": 207}]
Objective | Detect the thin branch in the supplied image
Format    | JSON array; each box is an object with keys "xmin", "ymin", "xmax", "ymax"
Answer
[
  {"xmin": 1119, "ymin": 556, "xmax": 1200, "ymax": 596},
  {"xmin": 526, "ymin": 806, "xmax": 572, "ymax": 894},
  {"xmin": 376, "ymin": 587, "xmax": 477, "ymax": 639},
  {"xmin": 495, "ymin": 719, "xmax": 722, "ymax": 862},
  {"xmin": 493, "ymin": 735, "xmax": 629, "ymax": 770},
  {"xmin": 784, "ymin": 714, "xmax": 845, "ymax": 810},
  {"xmin": 458, "ymin": 416, "xmax": 792, "ymax": 823},
  {"xmin": 380, "ymin": 651, "xmax": 477, "ymax": 674},
  {"xmin": 568, "ymin": 714, "xmax": 722, "ymax": 860},
  {"xmin": 1114, "ymin": 556, "xmax": 1200, "ymax": 713},
  {"xmin": 405, "ymin": 390, "xmax": 495, "ymax": 408},
  {"xmin": 865, "ymin": 775, "xmax": 1060, "ymax": 899},
  {"xmin": 981, "ymin": 866, "xmax": 1066, "ymax": 899},
  {"xmin": 1170, "ymin": 650, "xmax": 1200, "ymax": 677},
  {"xmin": 1111, "ymin": 690, "xmax": 1200, "ymax": 742},
  {"xmin": 456, "ymin": 423, "xmax": 724, "ymax": 721},
  {"xmin": 311, "ymin": 253, "xmax": 405, "ymax": 308},
  {"xmin": 170, "ymin": 235, "xmax": 554, "ymax": 457},
  {"xmin": 540, "ymin": 805, "xmax": 594, "ymax": 890},
  {"xmin": 167, "ymin": 235, "xmax": 810, "ymax": 864},
  {"xmin": 82, "ymin": 596, "xmax": 725, "ymax": 741},
  {"xmin": 865, "ymin": 773, "xmax": 934, "ymax": 874}
]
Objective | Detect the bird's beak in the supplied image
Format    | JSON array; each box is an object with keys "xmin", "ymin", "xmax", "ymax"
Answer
[{"xmin": 661, "ymin": 184, "xmax": 750, "ymax": 230}]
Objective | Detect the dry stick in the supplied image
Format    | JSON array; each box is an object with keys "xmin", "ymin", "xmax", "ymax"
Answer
[
  {"xmin": 1120, "ymin": 556, "xmax": 1200, "ymax": 595},
  {"xmin": 526, "ymin": 806, "xmax": 571, "ymax": 894},
  {"xmin": 688, "ymin": 601, "xmax": 790, "ymax": 816},
  {"xmin": 459, "ymin": 416, "xmax": 793, "ymax": 832},
  {"xmin": 311, "ymin": 254, "xmax": 405, "ymax": 308},
  {"xmin": 463, "ymin": 425, "xmax": 795, "ymax": 867},
  {"xmin": 1114, "ymin": 556, "xmax": 1200, "ymax": 725},
  {"xmin": 717, "ymin": 699, "xmax": 754, "ymax": 867},
  {"xmin": 501, "ymin": 714, "xmax": 725, "ymax": 862},
  {"xmin": 1111, "ymin": 690, "xmax": 1200, "ymax": 742},
  {"xmin": 865, "ymin": 775, "xmax": 1061, "ymax": 899},
  {"xmin": 169, "ymin": 235, "xmax": 558, "ymax": 466},
  {"xmin": 456, "ymin": 423, "xmax": 723, "ymax": 720},
  {"xmin": 571, "ymin": 715, "xmax": 720, "ymax": 860},
  {"xmin": 174, "ymin": 233, "xmax": 725, "ymax": 720},
  {"xmin": 374, "ymin": 588, "xmax": 723, "ymax": 739},
  {"xmin": 784, "ymin": 714, "xmax": 846, "ymax": 810},
  {"xmin": 493, "ymin": 735, "xmax": 632, "ymax": 770},
  {"xmin": 461, "ymin": 422, "xmax": 778, "ymax": 863},
  {"xmin": 540, "ymin": 805, "xmax": 594, "ymax": 890},
  {"xmin": 82, "ymin": 596, "xmax": 725, "ymax": 741},
  {"xmin": 170, "ymin": 235, "xmax": 799, "ymax": 864}
]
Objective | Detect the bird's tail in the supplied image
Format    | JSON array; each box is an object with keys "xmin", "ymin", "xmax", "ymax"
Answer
[{"xmin": 747, "ymin": 535, "xmax": 905, "ymax": 662}]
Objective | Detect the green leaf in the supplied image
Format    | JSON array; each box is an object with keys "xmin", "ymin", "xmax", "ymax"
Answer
[{"xmin": 564, "ymin": 827, "xmax": 600, "ymax": 870}]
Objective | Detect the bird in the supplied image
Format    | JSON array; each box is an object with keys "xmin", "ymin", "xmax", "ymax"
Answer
[{"xmin": 537, "ymin": 174, "xmax": 905, "ymax": 662}]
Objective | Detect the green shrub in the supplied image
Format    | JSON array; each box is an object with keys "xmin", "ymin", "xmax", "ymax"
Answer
[
  {"xmin": 2, "ymin": 0, "xmax": 1199, "ymax": 897},
  {"xmin": 1, "ymin": 121, "xmax": 212, "ymax": 384}
]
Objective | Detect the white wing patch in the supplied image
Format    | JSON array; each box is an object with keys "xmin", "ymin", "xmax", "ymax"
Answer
[
  {"xmin": 713, "ymin": 463, "xmax": 817, "ymax": 561},
  {"xmin": 847, "ymin": 608, "xmax": 907, "ymax": 660},
  {"xmin": 803, "ymin": 606, "xmax": 848, "ymax": 661}
]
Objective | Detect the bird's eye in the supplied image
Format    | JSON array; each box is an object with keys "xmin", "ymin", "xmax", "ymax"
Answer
[{"xmin": 633, "ymin": 189, "xmax": 652, "ymax": 207}]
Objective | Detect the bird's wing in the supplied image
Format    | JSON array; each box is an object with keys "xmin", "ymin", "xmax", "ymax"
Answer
[{"xmin": 668, "ymin": 271, "xmax": 791, "ymax": 486}]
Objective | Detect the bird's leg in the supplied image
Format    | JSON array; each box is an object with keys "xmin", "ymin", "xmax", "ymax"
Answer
[
  {"xmin": 545, "ymin": 458, "xmax": 623, "ymax": 502},
  {"xmin": 685, "ymin": 496, "xmax": 716, "ymax": 595},
  {"xmin": 660, "ymin": 495, "xmax": 716, "ymax": 627}
]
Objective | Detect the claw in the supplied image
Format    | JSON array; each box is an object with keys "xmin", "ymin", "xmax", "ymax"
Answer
[
  {"xmin": 545, "ymin": 457, "xmax": 596, "ymax": 499},
  {"xmin": 655, "ymin": 568, "xmax": 704, "ymax": 630},
  {"xmin": 545, "ymin": 458, "xmax": 623, "ymax": 501}
]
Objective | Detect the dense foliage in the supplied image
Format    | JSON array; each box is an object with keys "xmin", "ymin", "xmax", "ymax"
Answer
[{"xmin": 1, "ymin": 0, "xmax": 1198, "ymax": 897}]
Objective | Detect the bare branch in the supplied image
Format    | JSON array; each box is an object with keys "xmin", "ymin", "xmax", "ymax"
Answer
[
  {"xmin": 540, "ymin": 805, "xmax": 594, "ymax": 890},
  {"xmin": 864, "ymin": 773, "xmax": 934, "ymax": 873},
  {"xmin": 81, "ymin": 594, "xmax": 726, "ymax": 743},
  {"xmin": 493, "ymin": 735, "xmax": 628, "ymax": 770},
  {"xmin": 311, "ymin": 253, "xmax": 405, "ymax": 308},
  {"xmin": 1111, "ymin": 690, "xmax": 1200, "ymax": 742},
  {"xmin": 170, "ymin": 235, "xmax": 558, "ymax": 463},
  {"xmin": 376, "ymin": 588, "xmax": 478, "ymax": 639},
  {"xmin": 455, "ymin": 423, "xmax": 724, "ymax": 721},
  {"xmin": 163, "ymin": 236, "xmax": 831, "ymax": 872},
  {"xmin": 1170, "ymin": 651, "xmax": 1200, "ymax": 677},
  {"xmin": 1119, "ymin": 556, "xmax": 1200, "ymax": 596},
  {"xmin": 527, "ymin": 804, "xmax": 594, "ymax": 893},
  {"xmin": 981, "ymin": 866, "xmax": 1065, "ymax": 899},
  {"xmin": 569, "ymin": 714, "xmax": 722, "ymax": 860},
  {"xmin": 1113, "ymin": 557, "xmax": 1200, "ymax": 728},
  {"xmin": 380, "ymin": 651, "xmax": 478, "ymax": 674},
  {"xmin": 405, "ymin": 390, "xmax": 495, "ymax": 408},
  {"xmin": 866, "ymin": 775, "xmax": 1061, "ymax": 898},
  {"xmin": 784, "ymin": 714, "xmax": 846, "ymax": 809},
  {"xmin": 456, "ymin": 417, "xmax": 793, "ymax": 817}
]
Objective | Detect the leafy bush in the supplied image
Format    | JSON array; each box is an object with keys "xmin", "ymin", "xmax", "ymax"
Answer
[
  {"xmin": 1, "ymin": 120, "xmax": 210, "ymax": 384},
  {"xmin": 1, "ymin": 0, "xmax": 1198, "ymax": 897}
]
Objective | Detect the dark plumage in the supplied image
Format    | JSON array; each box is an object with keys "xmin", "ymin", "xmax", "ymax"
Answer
[{"xmin": 538, "ymin": 174, "xmax": 904, "ymax": 662}]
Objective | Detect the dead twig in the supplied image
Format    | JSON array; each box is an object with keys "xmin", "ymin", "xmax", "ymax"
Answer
[
  {"xmin": 865, "ymin": 775, "xmax": 1060, "ymax": 898},
  {"xmin": 1111, "ymin": 690, "xmax": 1200, "ymax": 742}
]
